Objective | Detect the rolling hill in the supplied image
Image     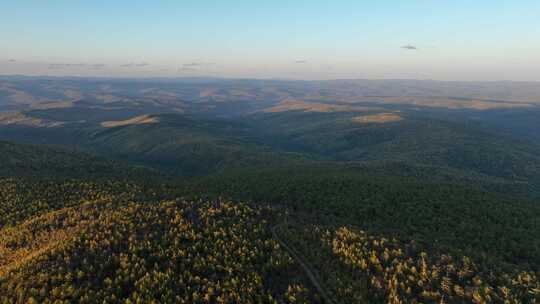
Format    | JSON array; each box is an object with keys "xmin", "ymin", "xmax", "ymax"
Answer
[{"xmin": 1, "ymin": 105, "xmax": 539, "ymax": 197}]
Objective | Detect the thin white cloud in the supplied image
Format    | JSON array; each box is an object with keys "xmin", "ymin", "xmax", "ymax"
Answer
[
  {"xmin": 182, "ymin": 62, "xmax": 216, "ymax": 67},
  {"xmin": 401, "ymin": 45, "xmax": 418, "ymax": 50}
]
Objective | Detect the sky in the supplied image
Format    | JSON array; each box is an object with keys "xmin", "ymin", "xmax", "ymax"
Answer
[{"xmin": 1, "ymin": 0, "xmax": 540, "ymax": 80}]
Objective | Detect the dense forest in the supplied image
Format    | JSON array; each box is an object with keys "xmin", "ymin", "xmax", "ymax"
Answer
[
  {"xmin": 1, "ymin": 161, "xmax": 540, "ymax": 303},
  {"xmin": 0, "ymin": 179, "xmax": 319, "ymax": 303},
  {"xmin": 277, "ymin": 224, "xmax": 540, "ymax": 303}
]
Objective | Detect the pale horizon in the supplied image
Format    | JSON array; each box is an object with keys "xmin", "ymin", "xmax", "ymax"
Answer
[{"xmin": 2, "ymin": 1, "xmax": 540, "ymax": 81}]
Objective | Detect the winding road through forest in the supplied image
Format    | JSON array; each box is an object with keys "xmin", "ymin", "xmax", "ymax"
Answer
[{"xmin": 271, "ymin": 224, "xmax": 338, "ymax": 304}]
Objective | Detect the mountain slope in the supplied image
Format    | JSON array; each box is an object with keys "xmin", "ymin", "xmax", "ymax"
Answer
[{"xmin": 0, "ymin": 140, "xmax": 160, "ymax": 179}]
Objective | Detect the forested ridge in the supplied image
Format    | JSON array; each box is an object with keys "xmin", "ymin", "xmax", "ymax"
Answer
[
  {"xmin": 0, "ymin": 141, "xmax": 161, "ymax": 180},
  {"xmin": 0, "ymin": 179, "xmax": 319, "ymax": 303}
]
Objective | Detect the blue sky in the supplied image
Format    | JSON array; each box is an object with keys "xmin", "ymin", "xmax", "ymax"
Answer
[{"xmin": 1, "ymin": 0, "xmax": 539, "ymax": 80}]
